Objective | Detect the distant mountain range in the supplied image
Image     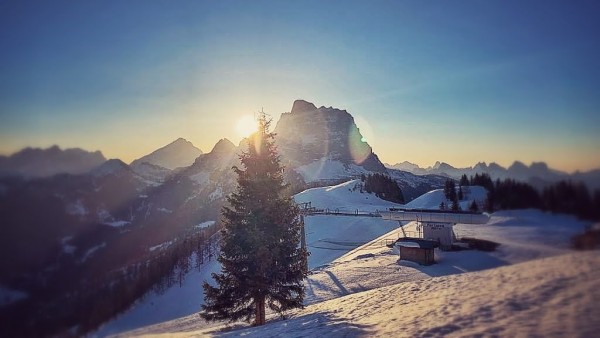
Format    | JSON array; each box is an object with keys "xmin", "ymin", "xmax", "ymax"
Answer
[
  {"xmin": 0, "ymin": 145, "xmax": 106, "ymax": 177},
  {"xmin": 385, "ymin": 160, "xmax": 600, "ymax": 190}
]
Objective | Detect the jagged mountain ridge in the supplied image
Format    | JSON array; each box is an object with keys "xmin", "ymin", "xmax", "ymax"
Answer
[
  {"xmin": 0, "ymin": 145, "xmax": 106, "ymax": 177},
  {"xmin": 386, "ymin": 160, "xmax": 600, "ymax": 189},
  {"xmin": 274, "ymin": 100, "xmax": 386, "ymax": 182}
]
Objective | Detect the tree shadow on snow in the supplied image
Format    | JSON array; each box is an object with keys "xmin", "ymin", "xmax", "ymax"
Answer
[
  {"xmin": 304, "ymin": 271, "xmax": 351, "ymax": 304},
  {"xmin": 214, "ymin": 311, "xmax": 373, "ymax": 338}
]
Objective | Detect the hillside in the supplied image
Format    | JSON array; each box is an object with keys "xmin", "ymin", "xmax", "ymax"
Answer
[
  {"xmin": 193, "ymin": 251, "xmax": 600, "ymax": 337},
  {"xmin": 93, "ymin": 182, "xmax": 402, "ymax": 336},
  {"xmin": 405, "ymin": 185, "xmax": 488, "ymax": 210},
  {"xmin": 101, "ymin": 179, "xmax": 593, "ymax": 337},
  {"xmin": 113, "ymin": 207, "xmax": 594, "ymax": 337}
]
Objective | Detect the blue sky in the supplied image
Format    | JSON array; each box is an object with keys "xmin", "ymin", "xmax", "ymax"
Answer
[{"xmin": 1, "ymin": 1, "xmax": 599, "ymax": 172}]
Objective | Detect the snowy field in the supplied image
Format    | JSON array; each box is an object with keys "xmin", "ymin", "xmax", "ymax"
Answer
[{"xmin": 96, "ymin": 180, "xmax": 597, "ymax": 337}]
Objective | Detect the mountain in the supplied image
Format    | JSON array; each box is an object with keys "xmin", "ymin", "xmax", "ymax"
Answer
[
  {"xmin": 385, "ymin": 160, "xmax": 599, "ymax": 190},
  {"xmin": 90, "ymin": 159, "xmax": 131, "ymax": 177},
  {"xmin": 385, "ymin": 161, "xmax": 424, "ymax": 174},
  {"xmin": 130, "ymin": 138, "xmax": 202, "ymax": 170},
  {"xmin": 274, "ymin": 100, "xmax": 386, "ymax": 183},
  {"xmin": 0, "ymin": 145, "xmax": 106, "ymax": 177}
]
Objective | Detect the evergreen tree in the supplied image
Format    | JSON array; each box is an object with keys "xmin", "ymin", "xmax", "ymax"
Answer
[
  {"xmin": 201, "ymin": 115, "xmax": 308, "ymax": 326},
  {"xmin": 439, "ymin": 201, "xmax": 446, "ymax": 210},
  {"xmin": 451, "ymin": 197, "xmax": 460, "ymax": 211},
  {"xmin": 459, "ymin": 174, "xmax": 469, "ymax": 187},
  {"xmin": 469, "ymin": 200, "xmax": 479, "ymax": 212},
  {"xmin": 444, "ymin": 179, "xmax": 456, "ymax": 200},
  {"xmin": 363, "ymin": 173, "xmax": 405, "ymax": 204},
  {"xmin": 458, "ymin": 186, "xmax": 464, "ymax": 200}
]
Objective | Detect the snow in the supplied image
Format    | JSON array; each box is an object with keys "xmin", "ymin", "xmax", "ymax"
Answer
[
  {"xmin": 0, "ymin": 285, "xmax": 28, "ymax": 307},
  {"xmin": 294, "ymin": 179, "xmax": 402, "ymax": 213},
  {"xmin": 104, "ymin": 220, "xmax": 130, "ymax": 228},
  {"xmin": 95, "ymin": 181, "xmax": 400, "ymax": 336},
  {"xmin": 157, "ymin": 207, "xmax": 173, "ymax": 214},
  {"xmin": 93, "ymin": 257, "xmax": 222, "ymax": 337},
  {"xmin": 295, "ymin": 158, "xmax": 367, "ymax": 183},
  {"xmin": 195, "ymin": 221, "xmax": 215, "ymax": 229},
  {"xmin": 149, "ymin": 240, "xmax": 173, "ymax": 252},
  {"xmin": 304, "ymin": 215, "xmax": 398, "ymax": 269},
  {"xmin": 95, "ymin": 180, "xmax": 596, "ymax": 337},
  {"xmin": 81, "ymin": 242, "xmax": 106, "ymax": 263},
  {"xmin": 193, "ymin": 251, "xmax": 600, "ymax": 338},
  {"xmin": 405, "ymin": 185, "xmax": 488, "ymax": 210}
]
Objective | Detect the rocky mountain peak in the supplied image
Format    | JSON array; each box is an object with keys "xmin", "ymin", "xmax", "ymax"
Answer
[
  {"xmin": 290, "ymin": 99, "xmax": 318, "ymax": 114},
  {"xmin": 210, "ymin": 138, "xmax": 236, "ymax": 154},
  {"xmin": 130, "ymin": 138, "xmax": 202, "ymax": 170},
  {"xmin": 273, "ymin": 99, "xmax": 386, "ymax": 174}
]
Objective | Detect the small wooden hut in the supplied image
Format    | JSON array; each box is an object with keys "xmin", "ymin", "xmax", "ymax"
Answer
[{"xmin": 394, "ymin": 238, "xmax": 439, "ymax": 265}]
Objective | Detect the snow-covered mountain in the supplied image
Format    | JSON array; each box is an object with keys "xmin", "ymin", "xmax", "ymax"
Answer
[
  {"xmin": 130, "ymin": 138, "xmax": 202, "ymax": 170},
  {"xmin": 178, "ymin": 138, "xmax": 239, "ymax": 206},
  {"xmin": 0, "ymin": 145, "xmax": 106, "ymax": 177},
  {"xmin": 274, "ymin": 100, "xmax": 386, "ymax": 183}
]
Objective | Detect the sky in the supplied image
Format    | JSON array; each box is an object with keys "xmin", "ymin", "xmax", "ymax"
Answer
[{"xmin": 1, "ymin": 1, "xmax": 599, "ymax": 173}]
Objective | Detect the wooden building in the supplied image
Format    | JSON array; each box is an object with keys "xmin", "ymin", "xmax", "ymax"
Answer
[{"xmin": 394, "ymin": 238, "xmax": 439, "ymax": 265}]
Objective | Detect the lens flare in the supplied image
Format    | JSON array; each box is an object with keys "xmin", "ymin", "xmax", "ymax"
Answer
[{"xmin": 349, "ymin": 116, "xmax": 374, "ymax": 165}]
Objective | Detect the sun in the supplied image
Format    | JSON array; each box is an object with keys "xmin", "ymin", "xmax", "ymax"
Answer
[{"xmin": 235, "ymin": 114, "xmax": 258, "ymax": 138}]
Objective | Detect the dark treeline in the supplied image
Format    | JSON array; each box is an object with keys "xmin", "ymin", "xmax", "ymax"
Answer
[
  {"xmin": 361, "ymin": 173, "xmax": 405, "ymax": 204},
  {"xmin": 442, "ymin": 179, "xmax": 463, "ymax": 211},
  {"xmin": 0, "ymin": 224, "xmax": 220, "ymax": 337},
  {"xmin": 461, "ymin": 173, "xmax": 600, "ymax": 221}
]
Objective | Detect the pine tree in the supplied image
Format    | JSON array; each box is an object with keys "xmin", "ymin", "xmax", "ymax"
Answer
[
  {"xmin": 444, "ymin": 179, "xmax": 456, "ymax": 200},
  {"xmin": 451, "ymin": 197, "xmax": 460, "ymax": 211},
  {"xmin": 459, "ymin": 174, "xmax": 469, "ymax": 187},
  {"xmin": 200, "ymin": 114, "xmax": 308, "ymax": 326}
]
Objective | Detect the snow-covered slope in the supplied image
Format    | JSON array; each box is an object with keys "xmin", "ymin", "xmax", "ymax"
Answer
[
  {"xmin": 121, "ymin": 208, "xmax": 594, "ymax": 337},
  {"xmin": 405, "ymin": 185, "xmax": 487, "ymax": 210},
  {"xmin": 194, "ymin": 251, "xmax": 600, "ymax": 338},
  {"xmin": 295, "ymin": 158, "xmax": 368, "ymax": 183},
  {"xmin": 295, "ymin": 179, "xmax": 402, "ymax": 212},
  {"xmin": 97, "ymin": 179, "xmax": 592, "ymax": 337},
  {"xmin": 94, "ymin": 180, "xmax": 403, "ymax": 336}
]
